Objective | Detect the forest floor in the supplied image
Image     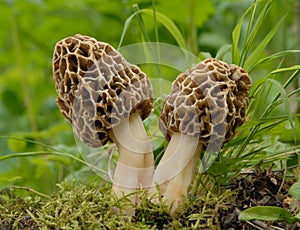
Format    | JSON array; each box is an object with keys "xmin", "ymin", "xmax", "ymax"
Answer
[{"xmin": 0, "ymin": 168, "xmax": 299, "ymax": 229}]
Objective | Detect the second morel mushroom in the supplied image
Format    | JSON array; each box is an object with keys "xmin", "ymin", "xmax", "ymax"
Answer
[
  {"xmin": 52, "ymin": 34, "xmax": 154, "ymax": 209},
  {"xmin": 152, "ymin": 58, "xmax": 252, "ymax": 216}
]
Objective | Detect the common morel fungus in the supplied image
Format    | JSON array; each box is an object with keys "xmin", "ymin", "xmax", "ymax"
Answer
[
  {"xmin": 152, "ymin": 58, "xmax": 252, "ymax": 216},
  {"xmin": 52, "ymin": 34, "xmax": 154, "ymax": 213}
]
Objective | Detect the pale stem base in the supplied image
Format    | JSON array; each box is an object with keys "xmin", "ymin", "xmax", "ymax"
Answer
[
  {"xmin": 152, "ymin": 132, "xmax": 203, "ymax": 216},
  {"xmin": 109, "ymin": 112, "xmax": 154, "ymax": 206}
]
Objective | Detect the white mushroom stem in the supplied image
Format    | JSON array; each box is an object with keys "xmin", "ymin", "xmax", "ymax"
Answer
[
  {"xmin": 109, "ymin": 112, "xmax": 154, "ymax": 203},
  {"xmin": 152, "ymin": 132, "xmax": 202, "ymax": 215}
]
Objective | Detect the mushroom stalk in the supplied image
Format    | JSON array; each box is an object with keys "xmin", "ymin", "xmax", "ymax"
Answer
[
  {"xmin": 109, "ymin": 112, "xmax": 154, "ymax": 201},
  {"xmin": 153, "ymin": 133, "xmax": 202, "ymax": 211}
]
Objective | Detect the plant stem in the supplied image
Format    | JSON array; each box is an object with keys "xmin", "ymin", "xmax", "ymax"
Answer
[
  {"xmin": 11, "ymin": 10, "xmax": 37, "ymax": 132},
  {"xmin": 295, "ymin": 0, "xmax": 300, "ymax": 114},
  {"xmin": 11, "ymin": 185, "xmax": 50, "ymax": 199},
  {"xmin": 188, "ymin": 0, "xmax": 198, "ymax": 55}
]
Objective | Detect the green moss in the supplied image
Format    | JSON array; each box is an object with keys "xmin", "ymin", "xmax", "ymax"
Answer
[
  {"xmin": 0, "ymin": 180, "xmax": 236, "ymax": 229},
  {"xmin": 1, "ymin": 169, "xmax": 297, "ymax": 229}
]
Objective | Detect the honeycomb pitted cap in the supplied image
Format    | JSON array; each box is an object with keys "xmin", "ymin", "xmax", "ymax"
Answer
[
  {"xmin": 159, "ymin": 58, "xmax": 251, "ymax": 150},
  {"xmin": 53, "ymin": 34, "xmax": 153, "ymax": 147}
]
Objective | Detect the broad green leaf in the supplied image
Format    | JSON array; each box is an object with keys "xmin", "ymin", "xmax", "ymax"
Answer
[
  {"xmin": 289, "ymin": 182, "xmax": 300, "ymax": 201},
  {"xmin": 239, "ymin": 206, "xmax": 297, "ymax": 224}
]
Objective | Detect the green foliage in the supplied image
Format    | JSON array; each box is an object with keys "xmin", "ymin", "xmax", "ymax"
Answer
[
  {"xmin": 190, "ymin": 0, "xmax": 300, "ymax": 195},
  {"xmin": 0, "ymin": 0, "xmax": 299, "ymax": 227},
  {"xmin": 239, "ymin": 206, "xmax": 298, "ymax": 224},
  {"xmin": 239, "ymin": 182, "xmax": 300, "ymax": 224},
  {"xmin": 289, "ymin": 182, "xmax": 300, "ymax": 201}
]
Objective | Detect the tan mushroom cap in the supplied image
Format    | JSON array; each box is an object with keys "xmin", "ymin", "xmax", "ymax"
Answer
[
  {"xmin": 159, "ymin": 58, "xmax": 251, "ymax": 150},
  {"xmin": 53, "ymin": 34, "xmax": 153, "ymax": 147}
]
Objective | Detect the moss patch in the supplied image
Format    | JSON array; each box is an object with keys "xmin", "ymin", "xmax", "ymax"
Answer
[{"xmin": 0, "ymin": 169, "xmax": 299, "ymax": 229}]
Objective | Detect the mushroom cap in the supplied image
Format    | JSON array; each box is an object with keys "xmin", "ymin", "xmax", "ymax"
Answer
[
  {"xmin": 159, "ymin": 58, "xmax": 251, "ymax": 150},
  {"xmin": 53, "ymin": 34, "xmax": 153, "ymax": 147}
]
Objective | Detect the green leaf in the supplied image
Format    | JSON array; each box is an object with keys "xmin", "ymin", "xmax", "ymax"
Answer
[
  {"xmin": 289, "ymin": 182, "xmax": 300, "ymax": 201},
  {"xmin": 249, "ymin": 50, "xmax": 300, "ymax": 72},
  {"xmin": 231, "ymin": 12, "xmax": 243, "ymax": 64},
  {"xmin": 240, "ymin": 0, "xmax": 275, "ymax": 66},
  {"xmin": 267, "ymin": 78, "xmax": 295, "ymax": 142},
  {"xmin": 271, "ymin": 65, "xmax": 300, "ymax": 74},
  {"xmin": 119, "ymin": 8, "xmax": 186, "ymax": 49},
  {"xmin": 239, "ymin": 206, "xmax": 298, "ymax": 224},
  {"xmin": 244, "ymin": 15, "xmax": 286, "ymax": 71},
  {"xmin": 141, "ymin": 9, "xmax": 186, "ymax": 49},
  {"xmin": 215, "ymin": 44, "xmax": 232, "ymax": 60},
  {"xmin": 206, "ymin": 158, "xmax": 241, "ymax": 176}
]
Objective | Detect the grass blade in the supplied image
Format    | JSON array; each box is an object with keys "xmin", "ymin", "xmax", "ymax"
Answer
[
  {"xmin": 118, "ymin": 10, "xmax": 140, "ymax": 49},
  {"xmin": 231, "ymin": 5, "xmax": 253, "ymax": 64},
  {"xmin": 249, "ymin": 50, "xmax": 300, "ymax": 72},
  {"xmin": 119, "ymin": 7, "xmax": 186, "ymax": 50},
  {"xmin": 240, "ymin": 0, "xmax": 275, "ymax": 67},
  {"xmin": 271, "ymin": 65, "xmax": 300, "ymax": 74},
  {"xmin": 267, "ymin": 78, "xmax": 295, "ymax": 141},
  {"xmin": 244, "ymin": 15, "xmax": 286, "ymax": 71},
  {"xmin": 141, "ymin": 9, "xmax": 186, "ymax": 49},
  {"xmin": 0, "ymin": 151, "xmax": 109, "ymax": 176}
]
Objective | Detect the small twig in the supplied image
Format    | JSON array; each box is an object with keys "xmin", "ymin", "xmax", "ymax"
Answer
[
  {"xmin": 246, "ymin": 220, "xmax": 265, "ymax": 230},
  {"xmin": 11, "ymin": 185, "xmax": 50, "ymax": 199},
  {"xmin": 277, "ymin": 166, "xmax": 286, "ymax": 197},
  {"xmin": 269, "ymin": 225, "xmax": 286, "ymax": 230}
]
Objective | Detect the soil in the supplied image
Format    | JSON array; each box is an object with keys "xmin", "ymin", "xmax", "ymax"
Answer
[{"xmin": 220, "ymin": 168, "xmax": 300, "ymax": 230}]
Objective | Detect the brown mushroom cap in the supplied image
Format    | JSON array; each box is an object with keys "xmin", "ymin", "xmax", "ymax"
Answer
[
  {"xmin": 159, "ymin": 58, "xmax": 251, "ymax": 151},
  {"xmin": 53, "ymin": 34, "xmax": 153, "ymax": 147}
]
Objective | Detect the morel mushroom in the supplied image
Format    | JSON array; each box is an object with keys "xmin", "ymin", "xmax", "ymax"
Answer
[
  {"xmin": 153, "ymin": 58, "xmax": 251, "ymax": 215},
  {"xmin": 52, "ymin": 34, "xmax": 154, "ymax": 205}
]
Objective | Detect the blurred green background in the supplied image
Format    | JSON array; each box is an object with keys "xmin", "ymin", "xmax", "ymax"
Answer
[{"xmin": 0, "ymin": 0, "xmax": 298, "ymax": 194}]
